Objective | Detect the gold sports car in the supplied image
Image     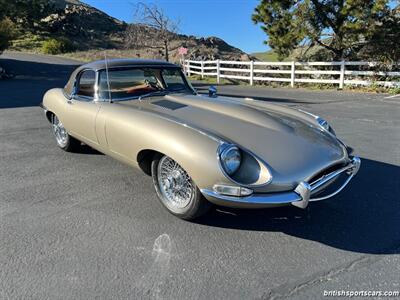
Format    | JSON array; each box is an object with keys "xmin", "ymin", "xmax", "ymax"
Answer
[{"xmin": 41, "ymin": 59, "xmax": 361, "ymax": 220}]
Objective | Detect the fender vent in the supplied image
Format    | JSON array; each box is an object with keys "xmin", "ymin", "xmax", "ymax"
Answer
[{"xmin": 152, "ymin": 100, "xmax": 187, "ymax": 110}]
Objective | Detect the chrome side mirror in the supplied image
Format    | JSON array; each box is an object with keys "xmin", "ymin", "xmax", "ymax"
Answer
[{"xmin": 208, "ymin": 85, "xmax": 217, "ymax": 98}]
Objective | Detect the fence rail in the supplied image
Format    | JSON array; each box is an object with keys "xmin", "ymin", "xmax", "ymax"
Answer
[{"xmin": 183, "ymin": 59, "xmax": 400, "ymax": 88}]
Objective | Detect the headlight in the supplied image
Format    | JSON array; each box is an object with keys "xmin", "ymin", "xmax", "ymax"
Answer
[{"xmin": 219, "ymin": 144, "xmax": 241, "ymax": 175}]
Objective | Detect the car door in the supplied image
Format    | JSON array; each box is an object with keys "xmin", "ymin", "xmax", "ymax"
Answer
[{"xmin": 62, "ymin": 69, "xmax": 101, "ymax": 146}]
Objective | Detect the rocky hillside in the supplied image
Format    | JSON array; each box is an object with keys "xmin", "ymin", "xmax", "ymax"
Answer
[
  {"xmin": 41, "ymin": 0, "xmax": 126, "ymax": 49},
  {"xmin": 11, "ymin": 0, "xmax": 249, "ymax": 61}
]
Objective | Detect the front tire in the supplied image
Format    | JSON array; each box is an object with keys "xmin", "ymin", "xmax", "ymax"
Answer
[
  {"xmin": 151, "ymin": 155, "xmax": 211, "ymax": 220},
  {"xmin": 51, "ymin": 114, "xmax": 80, "ymax": 152}
]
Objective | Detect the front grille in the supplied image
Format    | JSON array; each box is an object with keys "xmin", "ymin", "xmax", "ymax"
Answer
[{"xmin": 309, "ymin": 162, "xmax": 346, "ymax": 184}]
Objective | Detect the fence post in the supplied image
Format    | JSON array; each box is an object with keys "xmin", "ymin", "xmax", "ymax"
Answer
[
  {"xmin": 183, "ymin": 59, "xmax": 187, "ymax": 74},
  {"xmin": 339, "ymin": 60, "xmax": 345, "ymax": 89},
  {"xmin": 187, "ymin": 60, "xmax": 191, "ymax": 77},
  {"xmin": 216, "ymin": 59, "xmax": 220, "ymax": 84},
  {"xmin": 290, "ymin": 61, "xmax": 295, "ymax": 88},
  {"xmin": 250, "ymin": 60, "xmax": 254, "ymax": 86},
  {"xmin": 201, "ymin": 61, "xmax": 204, "ymax": 79}
]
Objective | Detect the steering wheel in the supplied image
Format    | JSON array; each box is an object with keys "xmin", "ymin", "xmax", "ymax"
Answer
[{"xmin": 144, "ymin": 79, "xmax": 160, "ymax": 90}]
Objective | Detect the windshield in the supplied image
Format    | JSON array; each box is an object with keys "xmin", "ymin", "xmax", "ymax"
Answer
[{"xmin": 98, "ymin": 67, "xmax": 194, "ymax": 100}]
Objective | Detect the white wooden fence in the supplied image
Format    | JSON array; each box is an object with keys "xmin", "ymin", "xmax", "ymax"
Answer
[{"xmin": 183, "ymin": 59, "xmax": 400, "ymax": 88}]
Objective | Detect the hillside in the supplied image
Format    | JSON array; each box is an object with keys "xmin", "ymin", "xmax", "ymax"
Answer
[
  {"xmin": 252, "ymin": 43, "xmax": 334, "ymax": 62},
  {"xmin": 10, "ymin": 0, "xmax": 249, "ymax": 62},
  {"xmin": 251, "ymin": 51, "xmax": 281, "ymax": 62}
]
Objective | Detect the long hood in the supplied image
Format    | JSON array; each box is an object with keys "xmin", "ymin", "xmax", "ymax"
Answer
[{"xmin": 126, "ymin": 94, "xmax": 348, "ymax": 187}]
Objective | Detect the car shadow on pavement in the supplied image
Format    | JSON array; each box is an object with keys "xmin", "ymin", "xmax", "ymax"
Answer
[
  {"xmin": 0, "ymin": 57, "xmax": 80, "ymax": 109},
  {"xmin": 73, "ymin": 144, "xmax": 104, "ymax": 155},
  {"xmin": 196, "ymin": 157, "xmax": 400, "ymax": 255}
]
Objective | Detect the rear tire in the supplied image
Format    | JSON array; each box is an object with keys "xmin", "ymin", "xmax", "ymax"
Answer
[
  {"xmin": 51, "ymin": 114, "xmax": 80, "ymax": 152},
  {"xmin": 151, "ymin": 154, "xmax": 211, "ymax": 220}
]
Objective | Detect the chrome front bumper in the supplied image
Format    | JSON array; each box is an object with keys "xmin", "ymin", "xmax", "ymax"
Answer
[{"xmin": 201, "ymin": 157, "xmax": 361, "ymax": 209}]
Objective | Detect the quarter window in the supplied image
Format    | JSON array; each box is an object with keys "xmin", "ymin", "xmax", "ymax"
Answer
[{"xmin": 77, "ymin": 70, "xmax": 96, "ymax": 99}]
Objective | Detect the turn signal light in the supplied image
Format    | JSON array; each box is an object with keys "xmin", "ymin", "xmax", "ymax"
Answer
[{"xmin": 213, "ymin": 184, "xmax": 253, "ymax": 197}]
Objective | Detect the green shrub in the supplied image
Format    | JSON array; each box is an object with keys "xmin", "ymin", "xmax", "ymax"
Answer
[
  {"xmin": 10, "ymin": 32, "xmax": 43, "ymax": 51},
  {"xmin": 41, "ymin": 38, "xmax": 75, "ymax": 55},
  {"xmin": 0, "ymin": 17, "xmax": 17, "ymax": 54},
  {"xmin": 389, "ymin": 86, "xmax": 400, "ymax": 95}
]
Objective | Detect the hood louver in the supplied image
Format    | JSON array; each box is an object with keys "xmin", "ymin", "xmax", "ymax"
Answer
[{"xmin": 152, "ymin": 100, "xmax": 187, "ymax": 110}]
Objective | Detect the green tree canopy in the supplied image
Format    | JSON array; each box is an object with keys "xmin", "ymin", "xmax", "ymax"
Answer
[
  {"xmin": 359, "ymin": 4, "xmax": 400, "ymax": 63},
  {"xmin": 252, "ymin": 0, "xmax": 390, "ymax": 61},
  {"xmin": 0, "ymin": 18, "xmax": 17, "ymax": 54}
]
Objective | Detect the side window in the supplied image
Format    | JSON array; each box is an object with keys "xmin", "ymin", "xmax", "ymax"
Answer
[{"xmin": 77, "ymin": 70, "xmax": 96, "ymax": 99}]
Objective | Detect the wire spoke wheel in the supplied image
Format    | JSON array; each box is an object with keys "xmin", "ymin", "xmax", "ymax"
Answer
[
  {"xmin": 157, "ymin": 156, "xmax": 195, "ymax": 210},
  {"xmin": 51, "ymin": 115, "xmax": 68, "ymax": 148}
]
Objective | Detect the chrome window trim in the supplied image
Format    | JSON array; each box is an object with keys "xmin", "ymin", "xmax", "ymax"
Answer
[{"xmin": 71, "ymin": 68, "xmax": 98, "ymax": 102}]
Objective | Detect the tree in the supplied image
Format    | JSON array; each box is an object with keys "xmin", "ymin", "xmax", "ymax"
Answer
[
  {"xmin": 125, "ymin": 2, "xmax": 179, "ymax": 61},
  {"xmin": 0, "ymin": 17, "xmax": 17, "ymax": 54},
  {"xmin": 0, "ymin": 0, "xmax": 11, "ymax": 20},
  {"xmin": 359, "ymin": 4, "xmax": 400, "ymax": 63},
  {"xmin": 252, "ymin": 0, "xmax": 389, "ymax": 60},
  {"xmin": 0, "ymin": 0, "xmax": 16, "ymax": 54}
]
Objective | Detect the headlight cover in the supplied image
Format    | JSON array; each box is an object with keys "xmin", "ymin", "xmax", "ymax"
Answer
[
  {"xmin": 217, "ymin": 143, "xmax": 273, "ymax": 186},
  {"xmin": 219, "ymin": 144, "xmax": 241, "ymax": 175}
]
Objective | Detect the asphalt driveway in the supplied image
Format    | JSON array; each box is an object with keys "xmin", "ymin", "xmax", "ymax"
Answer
[{"xmin": 0, "ymin": 52, "xmax": 399, "ymax": 299}]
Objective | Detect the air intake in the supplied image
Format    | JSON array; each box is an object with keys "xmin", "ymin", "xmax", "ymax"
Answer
[{"xmin": 152, "ymin": 100, "xmax": 187, "ymax": 110}]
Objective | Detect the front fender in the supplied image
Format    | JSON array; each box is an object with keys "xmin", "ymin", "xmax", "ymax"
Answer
[{"xmin": 102, "ymin": 105, "xmax": 232, "ymax": 190}]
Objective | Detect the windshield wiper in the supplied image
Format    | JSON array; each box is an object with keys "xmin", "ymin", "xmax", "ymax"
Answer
[{"xmin": 138, "ymin": 90, "xmax": 169, "ymax": 101}]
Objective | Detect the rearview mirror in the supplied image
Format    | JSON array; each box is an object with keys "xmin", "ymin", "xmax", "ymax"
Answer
[{"xmin": 208, "ymin": 86, "xmax": 217, "ymax": 98}]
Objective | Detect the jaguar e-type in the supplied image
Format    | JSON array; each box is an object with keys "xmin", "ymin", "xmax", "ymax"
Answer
[{"xmin": 41, "ymin": 59, "xmax": 360, "ymax": 220}]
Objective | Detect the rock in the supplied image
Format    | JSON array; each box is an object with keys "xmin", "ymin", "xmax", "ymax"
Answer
[{"xmin": 40, "ymin": 0, "xmax": 126, "ymax": 49}]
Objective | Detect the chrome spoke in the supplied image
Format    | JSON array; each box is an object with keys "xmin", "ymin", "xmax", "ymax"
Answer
[
  {"xmin": 157, "ymin": 156, "xmax": 194, "ymax": 209},
  {"xmin": 51, "ymin": 115, "xmax": 68, "ymax": 147}
]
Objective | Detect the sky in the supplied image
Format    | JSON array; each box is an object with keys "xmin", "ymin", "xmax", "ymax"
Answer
[{"xmin": 81, "ymin": 0, "xmax": 269, "ymax": 54}]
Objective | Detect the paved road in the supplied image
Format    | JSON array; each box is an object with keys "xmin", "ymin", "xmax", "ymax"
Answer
[{"xmin": 1, "ymin": 53, "xmax": 399, "ymax": 299}]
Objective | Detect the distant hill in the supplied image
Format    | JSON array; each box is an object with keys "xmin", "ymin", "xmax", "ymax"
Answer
[
  {"xmin": 252, "ymin": 43, "xmax": 333, "ymax": 62},
  {"xmin": 10, "ymin": 0, "xmax": 250, "ymax": 62},
  {"xmin": 251, "ymin": 51, "xmax": 281, "ymax": 62}
]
